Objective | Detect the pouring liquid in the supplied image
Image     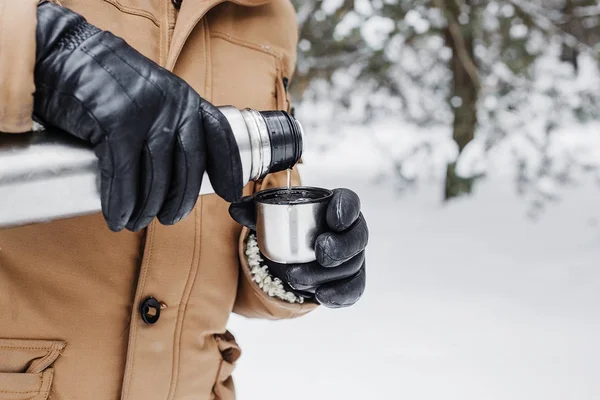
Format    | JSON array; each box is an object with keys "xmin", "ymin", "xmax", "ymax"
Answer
[
  {"xmin": 286, "ymin": 168, "xmax": 293, "ymax": 212},
  {"xmin": 258, "ymin": 168, "xmax": 330, "ymax": 205}
]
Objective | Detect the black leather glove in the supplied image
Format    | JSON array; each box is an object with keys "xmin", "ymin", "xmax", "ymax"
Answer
[
  {"xmin": 34, "ymin": 2, "xmax": 243, "ymax": 232},
  {"xmin": 230, "ymin": 188, "xmax": 368, "ymax": 308}
]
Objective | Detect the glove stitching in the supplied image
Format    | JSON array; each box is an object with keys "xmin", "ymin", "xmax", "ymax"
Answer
[
  {"xmin": 128, "ymin": 141, "xmax": 154, "ymax": 230},
  {"xmin": 172, "ymin": 132, "xmax": 190, "ymax": 222},
  {"xmin": 96, "ymin": 35, "xmax": 168, "ymax": 103},
  {"xmin": 328, "ymin": 189, "xmax": 361, "ymax": 232},
  {"xmin": 81, "ymin": 44, "xmax": 147, "ymax": 116},
  {"xmin": 333, "ymin": 191, "xmax": 346, "ymax": 231},
  {"xmin": 79, "ymin": 39, "xmax": 174, "ymax": 228},
  {"xmin": 89, "ymin": 38, "xmax": 189, "ymax": 226},
  {"xmin": 55, "ymin": 20, "xmax": 101, "ymax": 51},
  {"xmin": 104, "ymin": 136, "xmax": 117, "ymax": 225},
  {"xmin": 319, "ymin": 218, "xmax": 367, "ymax": 263}
]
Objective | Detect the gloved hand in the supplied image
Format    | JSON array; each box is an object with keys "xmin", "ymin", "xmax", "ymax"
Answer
[
  {"xmin": 230, "ymin": 188, "xmax": 368, "ymax": 308},
  {"xmin": 34, "ymin": 2, "xmax": 243, "ymax": 232}
]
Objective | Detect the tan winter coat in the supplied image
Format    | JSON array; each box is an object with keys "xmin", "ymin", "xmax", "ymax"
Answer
[{"xmin": 0, "ymin": 0, "xmax": 317, "ymax": 399}]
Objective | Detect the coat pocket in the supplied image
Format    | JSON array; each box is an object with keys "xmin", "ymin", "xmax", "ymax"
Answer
[
  {"xmin": 0, "ymin": 339, "xmax": 66, "ymax": 400},
  {"xmin": 211, "ymin": 331, "xmax": 242, "ymax": 400}
]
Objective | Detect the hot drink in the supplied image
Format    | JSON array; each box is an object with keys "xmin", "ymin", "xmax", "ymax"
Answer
[
  {"xmin": 254, "ymin": 187, "xmax": 330, "ymax": 205},
  {"xmin": 254, "ymin": 186, "xmax": 333, "ymax": 264}
]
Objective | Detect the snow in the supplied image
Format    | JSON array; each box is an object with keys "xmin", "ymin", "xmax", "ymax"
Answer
[
  {"xmin": 334, "ymin": 11, "xmax": 361, "ymax": 40},
  {"xmin": 361, "ymin": 16, "xmax": 396, "ymax": 50},
  {"xmin": 321, "ymin": 0, "xmax": 345, "ymax": 15},
  {"xmin": 509, "ymin": 24, "xmax": 529, "ymax": 39},
  {"xmin": 354, "ymin": 0, "xmax": 373, "ymax": 17},
  {"xmin": 228, "ymin": 126, "xmax": 600, "ymax": 399},
  {"xmin": 404, "ymin": 10, "xmax": 431, "ymax": 34}
]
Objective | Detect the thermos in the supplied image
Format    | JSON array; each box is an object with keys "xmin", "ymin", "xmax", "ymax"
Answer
[{"xmin": 0, "ymin": 106, "xmax": 304, "ymax": 229}]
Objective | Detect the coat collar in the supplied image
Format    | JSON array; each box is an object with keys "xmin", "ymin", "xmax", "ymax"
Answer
[{"xmin": 165, "ymin": 0, "xmax": 271, "ymax": 71}]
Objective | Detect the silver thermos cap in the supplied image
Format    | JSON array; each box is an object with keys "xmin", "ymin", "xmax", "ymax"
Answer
[{"xmin": 0, "ymin": 106, "xmax": 304, "ymax": 229}]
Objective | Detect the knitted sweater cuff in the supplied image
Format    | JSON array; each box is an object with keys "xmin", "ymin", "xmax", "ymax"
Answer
[{"xmin": 244, "ymin": 234, "xmax": 304, "ymax": 304}]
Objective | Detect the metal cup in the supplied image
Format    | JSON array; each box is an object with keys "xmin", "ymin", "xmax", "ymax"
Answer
[{"xmin": 254, "ymin": 186, "xmax": 333, "ymax": 264}]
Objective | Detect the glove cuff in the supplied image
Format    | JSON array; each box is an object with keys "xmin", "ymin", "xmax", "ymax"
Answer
[{"xmin": 244, "ymin": 234, "xmax": 304, "ymax": 304}]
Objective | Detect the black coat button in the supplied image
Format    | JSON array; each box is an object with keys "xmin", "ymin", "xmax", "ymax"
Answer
[
  {"xmin": 140, "ymin": 297, "xmax": 161, "ymax": 325},
  {"xmin": 172, "ymin": 0, "xmax": 182, "ymax": 9}
]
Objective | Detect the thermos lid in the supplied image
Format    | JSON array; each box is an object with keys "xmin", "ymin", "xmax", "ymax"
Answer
[{"xmin": 259, "ymin": 111, "xmax": 304, "ymax": 175}]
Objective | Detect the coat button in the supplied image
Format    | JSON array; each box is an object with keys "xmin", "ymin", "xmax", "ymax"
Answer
[
  {"xmin": 140, "ymin": 297, "xmax": 161, "ymax": 325},
  {"xmin": 172, "ymin": 0, "xmax": 182, "ymax": 9}
]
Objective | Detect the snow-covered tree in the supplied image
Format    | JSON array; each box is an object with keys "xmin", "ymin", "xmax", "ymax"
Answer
[{"xmin": 291, "ymin": 0, "xmax": 600, "ymax": 208}]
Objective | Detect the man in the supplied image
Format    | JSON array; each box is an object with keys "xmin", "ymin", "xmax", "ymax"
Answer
[{"xmin": 0, "ymin": 1, "xmax": 368, "ymax": 399}]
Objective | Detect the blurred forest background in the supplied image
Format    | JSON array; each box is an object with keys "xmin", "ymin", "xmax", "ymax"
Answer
[
  {"xmin": 289, "ymin": 0, "xmax": 600, "ymax": 214},
  {"xmin": 233, "ymin": 3, "xmax": 600, "ymax": 397}
]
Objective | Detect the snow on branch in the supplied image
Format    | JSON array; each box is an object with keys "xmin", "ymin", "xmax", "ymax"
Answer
[{"xmin": 507, "ymin": 0, "xmax": 599, "ymax": 52}]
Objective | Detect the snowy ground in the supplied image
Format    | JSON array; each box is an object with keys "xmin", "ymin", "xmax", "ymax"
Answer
[{"xmin": 229, "ymin": 127, "xmax": 600, "ymax": 400}]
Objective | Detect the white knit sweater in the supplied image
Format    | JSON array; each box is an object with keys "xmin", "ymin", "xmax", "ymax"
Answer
[{"xmin": 244, "ymin": 234, "xmax": 304, "ymax": 304}]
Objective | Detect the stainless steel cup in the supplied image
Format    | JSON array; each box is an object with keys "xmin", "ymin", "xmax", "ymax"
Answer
[{"xmin": 254, "ymin": 186, "xmax": 332, "ymax": 264}]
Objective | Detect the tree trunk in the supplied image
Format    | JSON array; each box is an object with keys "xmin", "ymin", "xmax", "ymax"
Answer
[
  {"xmin": 442, "ymin": 0, "xmax": 480, "ymax": 201},
  {"xmin": 560, "ymin": 0, "xmax": 580, "ymax": 73}
]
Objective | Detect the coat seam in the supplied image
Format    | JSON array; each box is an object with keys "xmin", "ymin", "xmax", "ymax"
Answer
[
  {"xmin": 100, "ymin": 0, "xmax": 160, "ymax": 27},
  {"xmin": 204, "ymin": 19, "xmax": 212, "ymax": 101},
  {"xmin": 166, "ymin": 202, "xmax": 203, "ymax": 399},
  {"xmin": 0, "ymin": 391, "xmax": 41, "ymax": 395},
  {"xmin": 165, "ymin": 0, "xmax": 228, "ymax": 71},
  {"xmin": 209, "ymin": 31, "xmax": 283, "ymax": 59},
  {"xmin": 0, "ymin": 370, "xmax": 44, "ymax": 395},
  {"xmin": 0, "ymin": 347, "xmax": 53, "ymax": 351},
  {"xmin": 120, "ymin": 222, "xmax": 156, "ymax": 399},
  {"xmin": 158, "ymin": 0, "xmax": 164, "ymax": 66},
  {"xmin": 27, "ymin": 349, "xmax": 61, "ymax": 374},
  {"xmin": 42, "ymin": 368, "xmax": 54, "ymax": 395},
  {"xmin": 167, "ymin": 1, "xmax": 176, "ymax": 47},
  {"xmin": 160, "ymin": 0, "xmax": 176, "ymax": 67}
]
